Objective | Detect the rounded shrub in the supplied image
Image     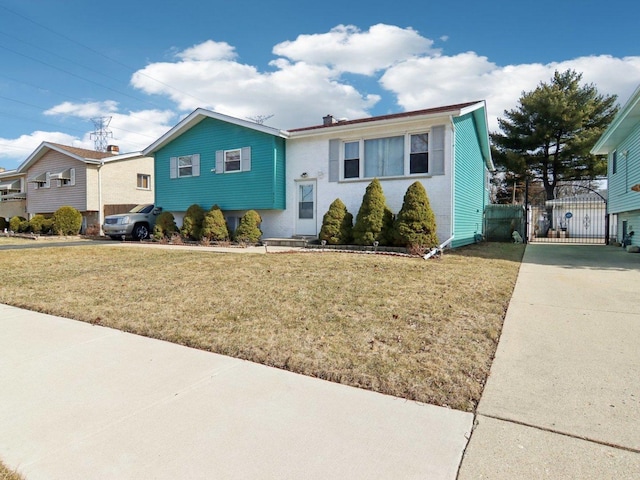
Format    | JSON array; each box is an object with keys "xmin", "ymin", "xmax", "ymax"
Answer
[
  {"xmin": 53, "ymin": 206, "xmax": 83, "ymax": 235},
  {"xmin": 319, "ymin": 198, "xmax": 353, "ymax": 245},
  {"xmin": 353, "ymin": 178, "xmax": 394, "ymax": 246},
  {"xmin": 153, "ymin": 211, "xmax": 178, "ymax": 240},
  {"xmin": 394, "ymin": 181, "xmax": 438, "ymax": 248},
  {"xmin": 9, "ymin": 216, "xmax": 26, "ymax": 233},
  {"xmin": 201, "ymin": 205, "xmax": 229, "ymax": 241},
  {"xmin": 235, "ymin": 210, "xmax": 262, "ymax": 243},
  {"xmin": 181, "ymin": 204, "xmax": 206, "ymax": 240},
  {"xmin": 29, "ymin": 214, "xmax": 47, "ymax": 234}
]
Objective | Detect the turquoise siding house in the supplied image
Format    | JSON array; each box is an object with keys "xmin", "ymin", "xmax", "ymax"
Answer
[
  {"xmin": 592, "ymin": 85, "xmax": 640, "ymax": 247},
  {"xmin": 452, "ymin": 108, "xmax": 492, "ymax": 248},
  {"xmin": 145, "ymin": 102, "xmax": 494, "ymax": 246},
  {"xmin": 144, "ymin": 109, "xmax": 287, "ymax": 228}
]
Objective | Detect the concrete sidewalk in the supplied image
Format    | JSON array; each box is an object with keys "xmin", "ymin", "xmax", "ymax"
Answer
[
  {"xmin": 0, "ymin": 304, "xmax": 472, "ymax": 480},
  {"xmin": 459, "ymin": 244, "xmax": 640, "ymax": 479}
]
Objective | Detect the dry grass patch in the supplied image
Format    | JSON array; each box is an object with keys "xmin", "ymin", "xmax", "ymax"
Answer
[
  {"xmin": 0, "ymin": 460, "xmax": 24, "ymax": 480},
  {"xmin": 0, "ymin": 242, "xmax": 523, "ymax": 411}
]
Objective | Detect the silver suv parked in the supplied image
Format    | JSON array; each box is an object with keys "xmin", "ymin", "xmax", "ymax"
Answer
[{"xmin": 103, "ymin": 204, "xmax": 162, "ymax": 241}]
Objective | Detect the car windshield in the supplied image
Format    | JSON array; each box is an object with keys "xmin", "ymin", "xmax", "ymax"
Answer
[{"xmin": 129, "ymin": 204, "xmax": 154, "ymax": 214}]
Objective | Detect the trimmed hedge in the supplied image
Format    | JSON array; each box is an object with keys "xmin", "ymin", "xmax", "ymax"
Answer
[
  {"xmin": 53, "ymin": 206, "xmax": 82, "ymax": 235},
  {"xmin": 394, "ymin": 181, "xmax": 438, "ymax": 248},
  {"xmin": 235, "ymin": 210, "xmax": 262, "ymax": 243},
  {"xmin": 181, "ymin": 204, "xmax": 206, "ymax": 240},
  {"xmin": 319, "ymin": 198, "xmax": 353, "ymax": 245},
  {"xmin": 153, "ymin": 211, "xmax": 178, "ymax": 239},
  {"xmin": 353, "ymin": 178, "xmax": 394, "ymax": 246},
  {"xmin": 201, "ymin": 205, "xmax": 230, "ymax": 241}
]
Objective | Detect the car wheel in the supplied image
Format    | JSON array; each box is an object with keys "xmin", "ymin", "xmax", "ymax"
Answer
[{"xmin": 132, "ymin": 224, "xmax": 149, "ymax": 241}]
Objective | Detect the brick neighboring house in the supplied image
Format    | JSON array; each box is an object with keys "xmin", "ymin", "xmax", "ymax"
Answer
[{"xmin": 19, "ymin": 142, "xmax": 154, "ymax": 231}]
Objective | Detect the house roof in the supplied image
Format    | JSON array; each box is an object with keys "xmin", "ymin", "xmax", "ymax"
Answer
[
  {"xmin": 591, "ymin": 84, "xmax": 640, "ymax": 155},
  {"xmin": 289, "ymin": 100, "xmax": 493, "ymax": 171},
  {"xmin": 17, "ymin": 142, "xmax": 138, "ymax": 172},
  {"xmin": 142, "ymin": 101, "xmax": 494, "ymax": 171},
  {"xmin": 143, "ymin": 108, "xmax": 289, "ymax": 155},
  {"xmin": 287, "ymin": 101, "xmax": 482, "ymax": 133},
  {"xmin": 18, "ymin": 142, "xmax": 109, "ymax": 172}
]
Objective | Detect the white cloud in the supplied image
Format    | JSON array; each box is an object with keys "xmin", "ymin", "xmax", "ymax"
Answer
[
  {"xmin": 176, "ymin": 40, "xmax": 237, "ymax": 61},
  {"xmin": 272, "ymin": 24, "xmax": 435, "ymax": 75},
  {"xmin": 131, "ymin": 39, "xmax": 380, "ymax": 128},
  {"xmin": 381, "ymin": 53, "xmax": 640, "ymax": 132},
  {"xmin": 0, "ymin": 103, "xmax": 178, "ymax": 167},
  {"xmin": 44, "ymin": 100, "xmax": 119, "ymax": 118},
  {"xmin": 4, "ymin": 23, "xmax": 640, "ymax": 169},
  {"xmin": 0, "ymin": 131, "xmax": 81, "ymax": 166}
]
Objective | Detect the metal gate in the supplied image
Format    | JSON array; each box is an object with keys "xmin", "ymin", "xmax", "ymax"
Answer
[{"xmin": 526, "ymin": 184, "xmax": 610, "ymax": 244}]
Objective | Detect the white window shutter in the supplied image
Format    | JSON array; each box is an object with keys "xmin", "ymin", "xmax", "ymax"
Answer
[
  {"xmin": 431, "ymin": 126, "xmax": 445, "ymax": 175},
  {"xmin": 170, "ymin": 157, "xmax": 177, "ymax": 179},
  {"xmin": 328, "ymin": 139, "xmax": 339, "ymax": 182},
  {"xmin": 241, "ymin": 147, "xmax": 251, "ymax": 172},
  {"xmin": 45, "ymin": 172, "xmax": 51, "ymax": 189},
  {"xmin": 215, "ymin": 151, "xmax": 224, "ymax": 174},
  {"xmin": 70, "ymin": 168, "xmax": 76, "ymax": 186},
  {"xmin": 192, "ymin": 154, "xmax": 200, "ymax": 177}
]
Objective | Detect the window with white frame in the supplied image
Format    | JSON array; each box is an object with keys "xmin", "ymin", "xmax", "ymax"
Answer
[
  {"xmin": 344, "ymin": 141, "xmax": 359, "ymax": 179},
  {"xmin": 340, "ymin": 132, "xmax": 431, "ymax": 179},
  {"xmin": 224, "ymin": 149, "xmax": 241, "ymax": 172},
  {"xmin": 170, "ymin": 154, "xmax": 200, "ymax": 179},
  {"xmin": 410, "ymin": 133, "xmax": 429, "ymax": 174},
  {"xmin": 61, "ymin": 168, "xmax": 75, "ymax": 186},
  {"xmin": 178, "ymin": 156, "xmax": 193, "ymax": 177},
  {"xmin": 137, "ymin": 173, "xmax": 151, "ymax": 189}
]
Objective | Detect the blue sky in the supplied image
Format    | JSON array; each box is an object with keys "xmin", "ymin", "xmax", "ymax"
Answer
[{"xmin": 1, "ymin": 0, "xmax": 639, "ymax": 169}]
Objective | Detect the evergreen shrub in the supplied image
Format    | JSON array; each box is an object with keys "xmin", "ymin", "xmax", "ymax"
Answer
[
  {"xmin": 153, "ymin": 211, "xmax": 178, "ymax": 239},
  {"xmin": 394, "ymin": 181, "xmax": 438, "ymax": 248},
  {"xmin": 201, "ymin": 205, "xmax": 229, "ymax": 241},
  {"xmin": 53, "ymin": 206, "xmax": 83, "ymax": 235},
  {"xmin": 181, "ymin": 204, "xmax": 206, "ymax": 240},
  {"xmin": 9, "ymin": 216, "xmax": 25, "ymax": 232},
  {"xmin": 353, "ymin": 178, "xmax": 394, "ymax": 245},
  {"xmin": 319, "ymin": 198, "xmax": 353, "ymax": 244},
  {"xmin": 235, "ymin": 210, "xmax": 262, "ymax": 243}
]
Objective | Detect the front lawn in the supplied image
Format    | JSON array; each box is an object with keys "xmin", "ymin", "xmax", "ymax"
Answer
[{"xmin": 0, "ymin": 242, "xmax": 524, "ymax": 411}]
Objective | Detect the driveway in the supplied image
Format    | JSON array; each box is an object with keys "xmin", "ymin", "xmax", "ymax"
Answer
[{"xmin": 459, "ymin": 244, "xmax": 640, "ymax": 478}]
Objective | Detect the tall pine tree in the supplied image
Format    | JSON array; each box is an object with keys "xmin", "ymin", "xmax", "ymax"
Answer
[{"xmin": 492, "ymin": 70, "xmax": 618, "ymax": 200}]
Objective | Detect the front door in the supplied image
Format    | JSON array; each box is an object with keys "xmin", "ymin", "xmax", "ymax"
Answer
[{"xmin": 295, "ymin": 180, "xmax": 317, "ymax": 236}]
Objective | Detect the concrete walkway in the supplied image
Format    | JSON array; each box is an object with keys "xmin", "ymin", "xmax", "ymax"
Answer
[
  {"xmin": 0, "ymin": 304, "xmax": 471, "ymax": 480},
  {"xmin": 459, "ymin": 244, "xmax": 640, "ymax": 479},
  {"xmin": 3, "ymin": 243, "xmax": 640, "ymax": 479}
]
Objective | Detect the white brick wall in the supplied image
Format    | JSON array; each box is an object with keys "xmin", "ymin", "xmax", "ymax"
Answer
[{"xmin": 272, "ymin": 122, "xmax": 455, "ymax": 242}]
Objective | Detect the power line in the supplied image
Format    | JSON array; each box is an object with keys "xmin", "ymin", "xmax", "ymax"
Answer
[{"xmin": 0, "ymin": 4, "xmax": 214, "ymax": 108}]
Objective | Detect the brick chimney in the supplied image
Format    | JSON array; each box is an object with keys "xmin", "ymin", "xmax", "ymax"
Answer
[
  {"xmin": 323, "ymin": 114, "xmax": 338, "ymax": 126},
  {"xmin": 106, "ymin": 145, "xmax": 120, "ymax": 154}
]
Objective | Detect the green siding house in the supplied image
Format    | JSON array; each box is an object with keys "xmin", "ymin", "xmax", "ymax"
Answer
[{"xmin": 592, "ymin": 85, "xmax": 640, "ymax": 247}]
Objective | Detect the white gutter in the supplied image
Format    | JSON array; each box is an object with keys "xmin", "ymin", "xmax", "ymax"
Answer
[
  {"xmin": 449, "ymin": 115, "xmax": 456, "ymax": 247},
  {"xmin": 97, "ymin": 162, "xmax": 103, "ymax": 235}
]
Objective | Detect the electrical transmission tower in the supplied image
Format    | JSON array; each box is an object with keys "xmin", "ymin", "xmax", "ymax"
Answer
[{"xmin": 90, "ymin": 116, "xmax": 113, "ymax": 152}]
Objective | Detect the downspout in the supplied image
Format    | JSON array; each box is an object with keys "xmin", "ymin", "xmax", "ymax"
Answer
[
  {"xmin": 98, "ymin": 162, "xmax": 103, "ymax": 235},
  {"xmin": 449, "ymin": 115, "xmax": 456, "ymax": 245}
]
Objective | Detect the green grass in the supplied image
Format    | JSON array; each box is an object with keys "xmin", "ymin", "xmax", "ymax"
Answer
[{"xmin": 0, "ymin": 242, "xmax": 524, "ymax": 411}]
